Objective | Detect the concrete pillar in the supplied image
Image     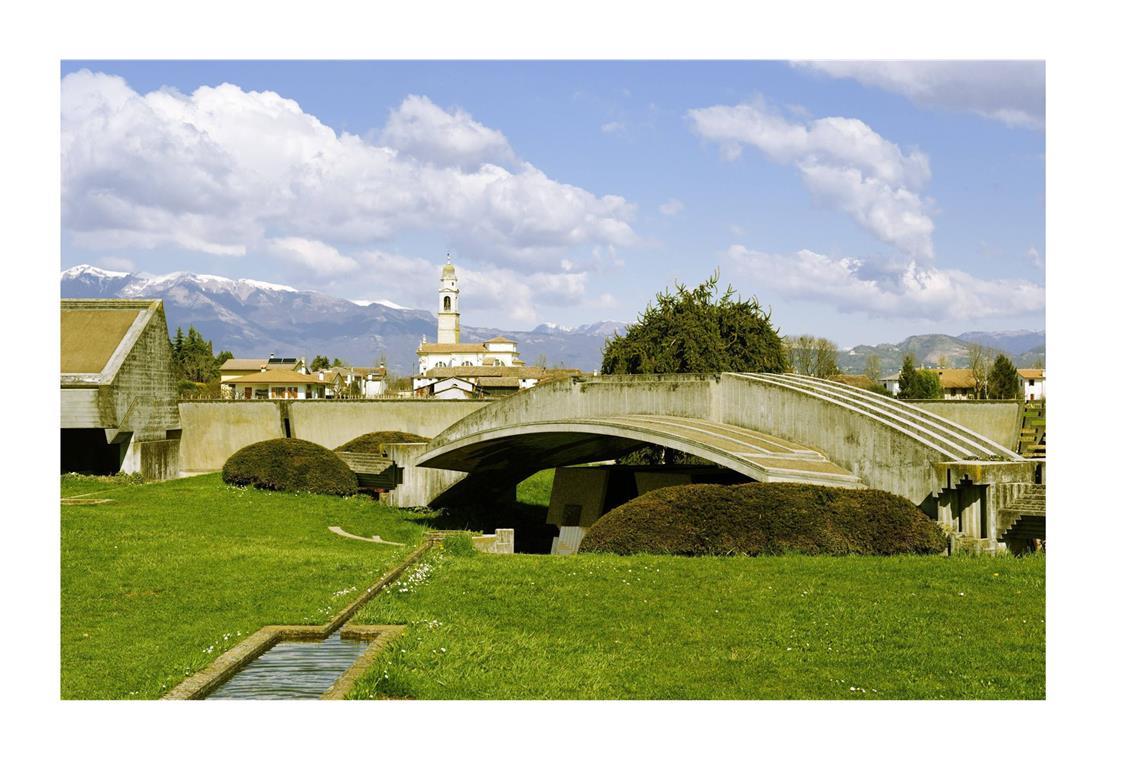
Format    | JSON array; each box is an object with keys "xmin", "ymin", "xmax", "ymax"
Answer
[
  {"xmin": 937, "ymin": 490, "xmax": 955, "ymax": 532},
  {"xmin": 958, "ymin": 484, "xmax": 982, "ymax": 539}
]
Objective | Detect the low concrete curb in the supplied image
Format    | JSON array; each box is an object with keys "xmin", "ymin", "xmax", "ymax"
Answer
[
  {"xmin": 321, "ymin": 625, "xmax": 406, "ymax": 700},
  {"xmin": 162, "ymin": 540, "xmax": 434, "ymax": 700}
]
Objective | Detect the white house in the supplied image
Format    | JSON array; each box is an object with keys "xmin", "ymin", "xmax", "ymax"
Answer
[
  {"xmin": 880, "ymin": 372, "xmax": 900, "ymax": 396},
  {"xmin": 1018, "ymin": 368, "xmax": 1045, "ymax": 401}
]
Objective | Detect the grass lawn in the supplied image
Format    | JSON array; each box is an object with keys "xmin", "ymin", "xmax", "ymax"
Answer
[
  {"xmin": 517, "ymin": 468, "xmax": 555, "ymax": 506},
  {"xmin": 347, "ymin": 549, "xmax": 1045, "ymax": 699},
  {"xmin": 60, "ymin": 473, "xmax": 424, "ymax": 699}
]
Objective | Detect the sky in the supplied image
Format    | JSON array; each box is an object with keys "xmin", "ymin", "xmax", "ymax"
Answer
[{"xmin": 59, "ymin": 60, "xmax": 1045, "ymax": 346}]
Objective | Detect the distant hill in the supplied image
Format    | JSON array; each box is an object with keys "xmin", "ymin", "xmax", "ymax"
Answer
[
  {"xmin": 839, "ymin": 330, "xmax": 1045, "ymax": 375},
  {"xmin": 61, "ymin": 265, "xmax": 1043, "ymax": 378},
  {"xmin": 60, "ymin": 265, "xmax": 625, "ymax": 375}
]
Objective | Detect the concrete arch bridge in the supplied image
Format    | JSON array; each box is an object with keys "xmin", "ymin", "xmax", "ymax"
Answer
[{"xmin": 416, "ymin": 373, "xmax": 1040, "ymax": 550}]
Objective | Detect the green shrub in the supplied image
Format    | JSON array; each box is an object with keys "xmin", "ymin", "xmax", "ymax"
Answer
[
  {"xmin": 579, "ymin": 482, "xmax": 945, "ymax": 556},
  {"xmin": 336, "ymin": 431, "xmax": 430, "ymax": 452},
  {"xmin": 222, "ymin": 438, "xmax": 358, "ymax": 496}
]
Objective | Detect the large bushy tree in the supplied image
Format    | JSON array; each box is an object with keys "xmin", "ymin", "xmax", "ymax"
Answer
[
  {"xmin": 987, "ymin": 354, "xmax": 1021, "ymax": 399},
  {"xmin": 601, "ymin": 271, "xmax": 787, "ymax": 375}
]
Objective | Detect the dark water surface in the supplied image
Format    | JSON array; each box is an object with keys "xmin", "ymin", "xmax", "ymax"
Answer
[{"xmin": 205, "ymin": 634, "xmax": 370, "ymax": 700}]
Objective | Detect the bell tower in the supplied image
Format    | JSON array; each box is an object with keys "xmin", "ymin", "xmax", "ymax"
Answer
[{"xmin": 437, "ymin": 252, "xmax": 460, "ymax": 344}]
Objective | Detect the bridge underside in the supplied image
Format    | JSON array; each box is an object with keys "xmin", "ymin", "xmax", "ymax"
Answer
[{"xmin": 417, "ymin": 414, "xmax": 862, "ymax": 489}]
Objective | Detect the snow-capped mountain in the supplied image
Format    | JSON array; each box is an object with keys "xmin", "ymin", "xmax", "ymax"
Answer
[
  {"xmin": 61, "ymin": 266, "xmax": 623, "ymax": 374},
  {"xmin": 533, "ymin": 320, "xmax": 627, "ymax": 337}
]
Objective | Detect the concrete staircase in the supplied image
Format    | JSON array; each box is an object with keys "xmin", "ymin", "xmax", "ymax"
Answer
[
  {"xmin": 737, "ymin": 373, "xmax": 1022, "ymax": 461},
  {"xmin": 997, "ymin": 484, "xmax": 1046, "ymax": 543},
  {"xmin": 1018, "ymin": 401, "xmax": 1046, "ymax": 458}
]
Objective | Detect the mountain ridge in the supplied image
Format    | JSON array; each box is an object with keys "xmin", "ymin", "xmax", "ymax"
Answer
[
  {"xmin": 61, "ymin": 265, "xmax": 1043, "ymax": 377},
  {"xmin": 60, "ymin": 265, "xmax": 625, "ymax": 374}
]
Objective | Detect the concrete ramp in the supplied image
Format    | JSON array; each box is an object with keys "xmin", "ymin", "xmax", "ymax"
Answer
[{"xmin": 417, "ymin": 414, "xmax": 862, "ymax": 488}]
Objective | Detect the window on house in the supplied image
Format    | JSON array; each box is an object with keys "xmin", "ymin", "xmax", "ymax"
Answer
[{"xmin": 443, "ymin": 296, "xmax": 451, "ymax": 310}]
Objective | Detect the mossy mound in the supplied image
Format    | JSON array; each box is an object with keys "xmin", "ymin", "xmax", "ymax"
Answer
[
  {"xmin": 579, "ymin": 482, "xmax": 945, "ymax": 556},
  {"xmin": 336, "ymin": 431, "xmax": 430, "ymax": 453},
  {"xmin": 222, "ymin": 438, "xmax": 358, "ymax": 496}
]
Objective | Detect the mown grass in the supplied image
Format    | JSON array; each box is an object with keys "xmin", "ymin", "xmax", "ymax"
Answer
[
  {"xmin": 516, "ymin": 468, "xmax": 555, "ymax": 506},
  {"xmin": 61, "ymin": 473, "xmax": 424, "ymax": 699},
  {"xmin": 347, "ymin": 549, "xmax": 1045, "ymax": 699}
]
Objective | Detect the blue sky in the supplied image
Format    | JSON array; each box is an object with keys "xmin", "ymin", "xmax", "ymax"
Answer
[{"xmin": 60, "ymin": 60, "xmax": 1044, "ymax": 346}]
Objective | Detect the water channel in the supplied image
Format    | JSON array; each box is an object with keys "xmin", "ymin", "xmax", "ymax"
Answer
[{"xmin": 205, "ymin": 633, "xmax": 370, "ymax": 700}]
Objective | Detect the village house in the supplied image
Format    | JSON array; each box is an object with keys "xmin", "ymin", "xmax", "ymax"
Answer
[
  {"xmin": 931, "ymin": 368, "xmax": 979, "ymax": 400},
  {"xmin": 228, "ymin": 366, "xmax": 326, "ymax": 399},
  {"xmin": 1018, "ymin": 368, "xmax": 1045, "ymax": 401}
]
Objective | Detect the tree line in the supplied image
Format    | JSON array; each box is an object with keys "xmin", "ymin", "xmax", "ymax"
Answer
[{"xmin": 601, "ymin": 271, "xmax": 1031, "ymax": 401}]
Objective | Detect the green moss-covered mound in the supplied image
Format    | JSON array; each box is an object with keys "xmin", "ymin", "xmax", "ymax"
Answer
[
  {"xmin": 336, "ymin": 431, "xmax": 431, "ymax": 453},
  {"xmin": 222, "ymin": 438, "xmax": 358, "ymax": 496},
  {"xmin": 579, "ymin": 482, "xmax": 945, "ymax": 556}
]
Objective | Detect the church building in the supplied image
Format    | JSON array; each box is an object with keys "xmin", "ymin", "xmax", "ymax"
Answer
[{"xmin": 414, "ymin": 256, "xmax": 525, "ymax": 386}]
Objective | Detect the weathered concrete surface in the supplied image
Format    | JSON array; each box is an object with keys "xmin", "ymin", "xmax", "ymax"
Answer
[
  {"xmin": 289, "ymin": 399, "xmax": 489, "ymax": 451},
  {"xmin": 384, "ymin": 442, "xmax": 466, "ymax": 509},
  {"xmin": 421, "ymin": 415, "xmax": 861, "ymax": 488},
  {"xmin": 177, "ymin": 401, "xmax": 284, "ymax": 473},
  {"xmin": 61, "ymin": 299, "xmax": 182, "ymax": 477},
  {"xmin": 907, "ymin": 400, "xmax": 1022, "ymax": 451},
  {"xmin": 419, "ymin": 373, "xmax": 1026, "ymax": 508}
]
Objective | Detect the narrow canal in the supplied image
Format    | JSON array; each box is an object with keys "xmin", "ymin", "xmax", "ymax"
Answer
[{"xmin": 205, "ymin": 634, "xmax": 370, "ymax": 700}]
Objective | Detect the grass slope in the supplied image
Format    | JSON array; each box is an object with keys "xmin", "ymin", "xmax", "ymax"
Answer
[
  {"xmin": 348, "ymin": 550, "xmax": 1045, "ymax": 699},
  {"xmin": 60, "ymin": 473, "xmax": 424, "ymax": 699}
]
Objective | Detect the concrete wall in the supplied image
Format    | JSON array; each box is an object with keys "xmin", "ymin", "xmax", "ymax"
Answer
[
  {"xmin": 177, "ymin": 402, "xmax": 284, "ymax": 473},
  {"xmin": 718, "ymin": 374, "xmax": 944, "ymax": 504},
  {"xmin": 384, "ymin": 443, "xmax": 466, "ymax": 509},
  {"xmin": 288, "ymin": 399, "xmax": 489, "ymax": 450},
  {"xmin": 177, "ymin": 398, "xmax": 486, "ymax": 509},
  {"xmin": 109, "ymin": 303, "xmax": 181, "ymax": 440},
  {"xmin": 906, "ymin": 400, "xmax": 1022, "ymax": 451}
]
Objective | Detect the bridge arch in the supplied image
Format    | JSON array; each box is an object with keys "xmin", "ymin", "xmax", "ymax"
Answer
[{"xmin": 417, "ymin": 373, "xmax": 1031, "ymax": 506}]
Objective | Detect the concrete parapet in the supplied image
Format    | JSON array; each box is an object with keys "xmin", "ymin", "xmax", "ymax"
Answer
[
  {"xmin": 288, "ymin": 399, "xmax": 489, "ymax": 450},
  {"xmin": 177, "ymin": 401, "xmax": 284, "ymax": 473}
]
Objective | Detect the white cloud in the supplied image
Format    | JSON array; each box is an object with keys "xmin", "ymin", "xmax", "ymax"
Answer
[
  {"xmin": 345, "ymin": 250, "xmax": 594, "ymax": 325},
  {"xmin": 60, "ymin": 71, "xmax": 638, "ymax": 271},
  {"xmin": 793, "ymin": 61, "xmax": 1045, "ymax": 130},
  {"xmin": 601, "ymin": 121, "xmax": 626, "ymax": 134},
  {"xmin": 724, "ymin": 245, "xmax": 1044, "ymax": 320},
  {"xmin": 267, "ymin": 237, "xmax": 359, "ymax": 275},
  {"xmin": 97, "ymin": 255, "xmax": 135, "ymax": 272},
  {"xmin": 688, "ymin": 99, "xmax": 934, "ymax": 261},
  {"xmin": 659, "ymin": 198, "xmax": 684, "ymax": 216},
  {"xmin": 378, "ymin": 94, "xmax": 516, "ymax": 169},
  {"xmin": 1026, "ymin": 246, "xmax": 1043, "ymax": 268}
]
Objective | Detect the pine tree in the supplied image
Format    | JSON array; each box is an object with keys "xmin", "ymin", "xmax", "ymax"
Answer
[{"xmin": 988, "ymin": 354, "xmax": 1021, "ymax": 399}]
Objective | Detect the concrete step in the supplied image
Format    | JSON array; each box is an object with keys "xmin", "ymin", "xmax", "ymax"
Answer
[{"xmin": 741, "ymin": 373, "xmax": 1010, "ymax": 460}]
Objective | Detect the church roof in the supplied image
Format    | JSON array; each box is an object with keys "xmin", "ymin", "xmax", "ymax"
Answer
[{"xmin": 483, "ymin": 335, "xmax": 515, "ymax": 344}]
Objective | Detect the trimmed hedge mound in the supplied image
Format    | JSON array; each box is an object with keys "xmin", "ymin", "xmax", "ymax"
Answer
[
  {"xmin": 336, "ymin": 431, "xmax": 430, "ymax": 452},
  {"xmin": 222, "ymin": 438, "xmax": 358, "ymax": 496},
  {"xmin": 579, "ymin": 482, "xmax": 945, "ymax": 556}
]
